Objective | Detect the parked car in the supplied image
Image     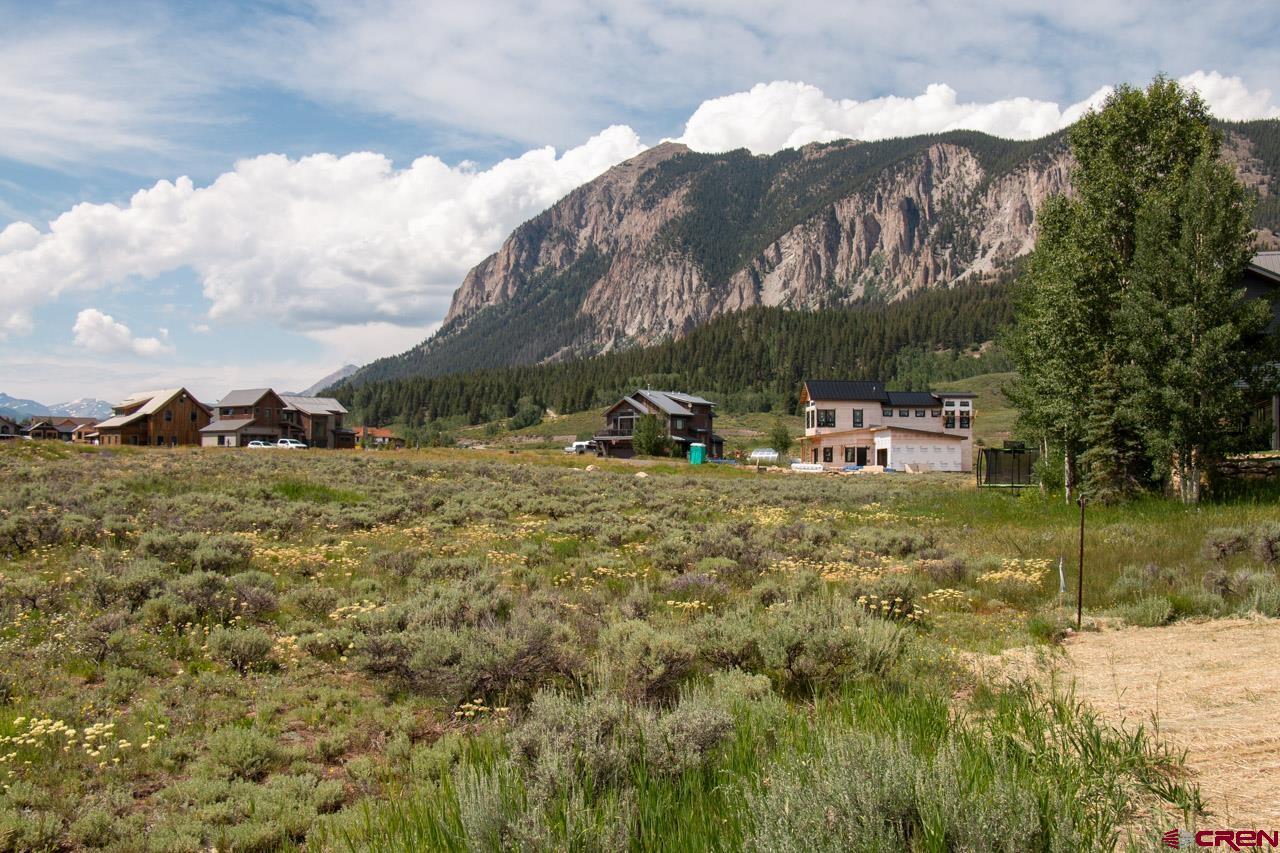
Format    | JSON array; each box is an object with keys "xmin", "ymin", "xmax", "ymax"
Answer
[
  {"xmin": 276, "ymin": 438, "xmax": 308, "ymax": 449},
  {"xmin": 246, "ymin": 440, "xmax": 270, "ymax": 448},
  {"xmin": 563, "ymin": 440, "xmax": 596, "ymax": 454}
]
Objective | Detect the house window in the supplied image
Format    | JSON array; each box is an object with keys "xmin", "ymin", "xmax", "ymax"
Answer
[
  {"xmin": 882, "ymin": 408, "xmax": 893, "ymax": 417},
  {"xmin": 959, "ymin": 401, "xmax": 971, "ymax": 409},
  {"xmin": 844, "ymin": 447, "xmax": 855, "ymax": 463},
  {"xmin": 822, "ymin": 447, "xmax": 833, "ymax": 463},
  {"xmin": 852, "ymin": 409, "xmax": 863, "ymax": 428},
  {"xmin": 806, "ymin": 410, "xmax": 814, "ymax": 429},
  {"xmin": 218, "ymin": 436, "xmax": 226, "ymax": 446},
  {"xmin": 899, "ymin": 409, "xmax": 909, "ymax": 418},
  {"xmin": 944, "ymin": 400, "xmax": 956, "ymax": 408},
  {"xmin": 817, "ymin": 409, "xmax": 836, "ymax": 428},
  {"xmin": 945, "ymin": 415, "xmax": 956, "ymax": 429},
  {"xmin": 959, "ymin": 415, "xmax": 971, "ymax": 429},
  {"xmin": 915, "ymin": 409, "xmax": 925, "ymax": 417},
  {"xmin": 191, "ymin": 411, "xmax": 197, "ymax": 422},
  {"xmin": 156, "ymin": 436, "xmax": 164, "ymax": 446},
  {"xmin": 673, "ymin": 417, "xmax": 685, "ymax": 431},
  {"xmin": 931, "ymin": 409, "xmax": 941, "ymax": 417},
  {"xmin": 164, "ymin": 409, "xmax": 173, "ymax": 422}
]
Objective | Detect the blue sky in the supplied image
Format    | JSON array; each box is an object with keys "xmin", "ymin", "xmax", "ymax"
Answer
[{"xmin": 2, "ymin": 0, "xmax": 1279, "ymax": 404}]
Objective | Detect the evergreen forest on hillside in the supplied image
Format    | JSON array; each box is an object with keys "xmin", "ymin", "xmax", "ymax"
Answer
[{"xmin": 334, "ymin": 282, "xmax": 1013, "ymax": 427}]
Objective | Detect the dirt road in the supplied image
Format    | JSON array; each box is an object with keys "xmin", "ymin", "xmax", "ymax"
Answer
[{"xmin": 1057, "ymin": 619, "xmax": 1280, "ymax": 827}]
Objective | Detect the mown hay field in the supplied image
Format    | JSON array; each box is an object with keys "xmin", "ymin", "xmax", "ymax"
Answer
[{"xmin": 1, "ymin": 442, "xmax": 1277, "ymax": 851}]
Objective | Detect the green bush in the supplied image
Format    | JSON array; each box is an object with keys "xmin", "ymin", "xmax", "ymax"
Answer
[
  {"xmin": 1203, "ymin": 527, "xmax": 1250, "ymax": 560},
  {"xmin": 284, "ymin": 585, "xmax": 339, "ymax": 620},
  {"xmin": 1117, "ymin": 596, "xmax": 1174, "ymax": 627},
  {"xmin": 204, "ymin": 727, "xmax": 282, "ymax": 781},
  {"xmin": 208, "ymin": 626, "xmax": 274, "ymax": 674},
  {"xmin": 758, "ymin": 598, "xmax": 905, "ymax": 695},
  {"xmin": 1254, "ymin": 521, "xmax": 1280, "ymax": 566},
  {"xmin": 597, "ymin": 620, "xmax": 697, "ymax": 705}
]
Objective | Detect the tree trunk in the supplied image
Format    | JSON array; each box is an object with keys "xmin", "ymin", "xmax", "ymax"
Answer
[{"xmin": 1064, "ymin": 446, "xmax": 1077, "ymax": 504}]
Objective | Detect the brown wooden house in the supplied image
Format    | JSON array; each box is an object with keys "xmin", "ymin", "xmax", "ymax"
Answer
[
  {"xmin": 95, "ymin": 389, "xmax": 212, "ymax": 447},
  {"xmin": 280, "ymin": 395, "xmax": 356, "ymax": 449},
  {"xmin": 0, "ymin": 415, "xmax": 19, "ymax": 440},
  {"xmin": 23, "ymin": 420, "xmax": 65, "ymax": 441},
  {"xmin": 594, "ymin": 390, "xmax": 722, "ymax": 459}
]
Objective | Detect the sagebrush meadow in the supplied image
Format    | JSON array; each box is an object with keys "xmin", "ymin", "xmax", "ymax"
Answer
[{"xmin": 3, "ymin": 442, "xmax": 1279, "ymax": 850}]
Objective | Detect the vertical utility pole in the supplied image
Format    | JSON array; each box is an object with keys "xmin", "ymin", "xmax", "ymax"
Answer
[{"xmin": 1076, "ymin": 496, "xmax": 1087, "ymax": 630}]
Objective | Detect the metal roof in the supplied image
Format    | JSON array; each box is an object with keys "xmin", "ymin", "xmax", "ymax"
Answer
[
  {"xmin": 803, "ymin": 380, "xmax": 888, "ymax": 402},
  {"xmin": 216, "ymin": 388, "xmax": 274, "ymax": 407},
  {"xmin": 199, "ymin": 418, "xmax": 255, "ymax": 433},
  {"xmin": 280, "ymin": 394, "xmax": 348, "ymax": 416},
  {"xmin": 1250, "ymin": 251, "xmax": 1280, "ymax": 281},
  {"xmin": 885, "ymin": 391, "xmax": 941, "ymax": 407},
  {"xmin": 634, "ymin": 390, "xmax": 695, "ymax": 416}
]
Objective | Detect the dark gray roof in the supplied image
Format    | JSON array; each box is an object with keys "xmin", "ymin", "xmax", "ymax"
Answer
[
  {"xmin": 803, "ymin": 380, "xmax": 887, "ymax": 402},
  {"xmin": 216, "ymin": 389, "xmax": 273, "ymax": 407},
  {"xmin": 885, "ymin": 391, "xmax": 941, "ymax": 407}
]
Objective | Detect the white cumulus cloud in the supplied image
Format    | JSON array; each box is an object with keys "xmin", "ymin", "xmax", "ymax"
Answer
[
  {"xmin": 0, "ymin": 125, "xmax": 645, "ymax": 338},
  {"xmin": 1, "ymin": 74, "xmax": 1277, "ymax": 353},
  {"xmin": 72, "ymin": 309, "xmax": 173, "ymax": 357},
  {"xmin": 675, "ymin": 72, "xmax": 1278, "ymax": 154}
]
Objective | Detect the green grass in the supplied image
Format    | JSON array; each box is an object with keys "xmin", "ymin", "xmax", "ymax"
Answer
[
  {"xmin": 271, "ymin": 478, "xmax": 367, "ymax": 503},
  {"xmin": 934, "ymin": 371, "xmax": 1017, "ymax": 446}
]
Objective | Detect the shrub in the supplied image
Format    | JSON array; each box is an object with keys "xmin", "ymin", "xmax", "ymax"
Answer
[
  {"xmin": 1117, "ymin": 596, "xmax": 1174, "ymax": 627},
  {"xmin": 918, "ymin": 557, "xmax": 966, "ymax": 586},
  {"xmin": 1241, "ymin": 575, "xmax": 1280, "ymax": 617},
  {"xmin": 597, "ymin": 620, "xmax": 697, "ymax": 705},
  {"xmin": 285, "ymin": 585, "xmax": 339, "ymax": 620},
  {"xmin": 191, "ymin": 535, "xmax": 254, "ymax": 574},
  {"xmin": 758, "ymin": 598, "xmax": 905, "ymax": 695},
  {"xmin": 119, "ymin": 560, "xmax": 168, "ymax": 609},
  {"xmin": 230, "ymin": 571, "xmax": 279, "ymax": 620},
  {"xmin": 168, "ymin": 571, "xmax": 234, "ymax": 622},
  {"xmin": 1203, "ymin": 528, "xmax": 1250, "ymax": 561},
  {"xmin": 204, "ymin": 727, "xmax": 281, "ymax": 781},
  {"xmin": 1108, "ymin": 563, "xmax": 1179, "ymax": 601},
  {"xmin": 510, "ymin": 690, "xmax": 637, "ymax": 794},
  {"xmin": 641, "ymin": 696, "xmax": 733, "ymax": 777},
  {"xmin": 1253, "ymin": 522, "xmax": 1280, "ymax": 566},
  {"xmin": 208, "ymin": 626, "xmax": 274, "ymax": 673}
]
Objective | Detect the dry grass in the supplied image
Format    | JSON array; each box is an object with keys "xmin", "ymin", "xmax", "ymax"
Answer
[{"xmin": 1037, "ymin": 620, "xmax": 1280, "ymax": 828}]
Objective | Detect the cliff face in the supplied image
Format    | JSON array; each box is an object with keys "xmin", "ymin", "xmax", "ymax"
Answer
[
  {"xmin": 444, "ymin": 138, "xmax": 1073, "ymax": 350},
  {"xmin": 353, "ymin": 123, "xmax": 1280, "ymax": 385}
]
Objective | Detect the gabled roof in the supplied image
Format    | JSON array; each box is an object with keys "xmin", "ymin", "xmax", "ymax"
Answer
[
  {"xmin": 636, "ymin": 391, "xmax": 692, "ymax": 417},
  {"xmin": 216, "ymin": 388, "xmax": 274, "ymax": 407},
  {"xmin": 885, "ymin": 391, "xmax": 940, "ymax": 407},
  {"xmin": 803, "ymin": 380, "xmax": 888, "ymax": 402},
  {"xmin": 113, "ymin": 388, "xmax": 209, "ymax": 417},
  {"xmin": 280, "ymin": 395, "xmax": 348, "ymax": 416}
]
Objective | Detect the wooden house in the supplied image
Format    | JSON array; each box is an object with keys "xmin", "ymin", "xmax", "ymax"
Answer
[
  {"xmin": 280, "ymin": 395, "xmax": 356, "ymax": 449},
  {"xmin": 23, "ymin": 420, "xmax": 65, "ymax": 441},
  {"xmin": 0, "ymin": 415, "xmax": 19, "ymax": 440},
  {"xmin": 95, "ymin": 389, "xmax": 212, "ymax": 447},
  {"xmin": 594, "ymin": 390, "xmax": 722, "ymax": 459}
]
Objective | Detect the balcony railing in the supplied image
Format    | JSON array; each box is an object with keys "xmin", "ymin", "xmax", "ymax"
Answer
[{"xmin": 595, "ymin": 428, "xmax": 634, "ymax": 437}]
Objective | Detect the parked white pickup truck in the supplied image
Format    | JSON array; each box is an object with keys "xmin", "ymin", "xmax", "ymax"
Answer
[
  {"xmin": 563, "ymin": 440, "xmax": 596, "ymax": 454},
  {"xmin": 276, "ymin": 438, "xmax": 308, "ymax": 449}
]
